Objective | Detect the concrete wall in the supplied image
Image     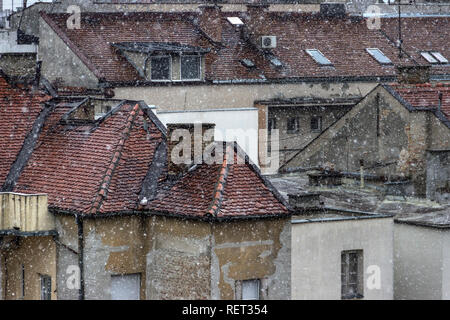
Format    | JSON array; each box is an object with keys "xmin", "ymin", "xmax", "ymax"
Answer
[
  {"xmin": 39, "ymin": 17, "xmax": 99, "ymax": 88},
  {"xmin": 443, "ymin": 231, "xmax": 450, "ymax": 300},
  {"xmin": 292, "ymin": 217, "xmax": 394, "ymax": 300},
  {"xmin": 394, "ymin": 223, "xmax": 446, "ymax": 300}
]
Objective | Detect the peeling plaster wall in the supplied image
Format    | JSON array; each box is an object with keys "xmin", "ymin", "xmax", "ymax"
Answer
[
  {"xmin": 3, "ymin": 236, "xmax": 57, "ymax": 300},
  {"xmin": 211, "ymin": 219, "xmax": 291, "ymax": 300},
  {"xmin": 145, "ymin": 216, "xmax": 212, "ymax": 300},
  {"xmin": 55, "ymin": 215, "xmax": 79, "ymax": 300},
  {"xmin": 82, "ymin": 216, "xmax": 146, "ymax": 300}
]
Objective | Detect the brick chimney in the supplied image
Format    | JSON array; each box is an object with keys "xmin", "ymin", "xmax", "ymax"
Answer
[
  {"xmin": 198, "ymin": 4, "xmax": 223, "ymax": 43},
  {"xmin": 397, "ymin": 65, "xmax": 431, "ymax": 84},
  {"xmin": 245, "ymin": 4, "xmax": 270, "ymax": 46},
  {"xmin": 167, "ymin": 123, "xmax": 216, "ymax": 176}
]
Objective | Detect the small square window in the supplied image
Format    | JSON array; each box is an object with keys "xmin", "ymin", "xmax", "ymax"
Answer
[
  {"xmin": 242, "ymin": 279, "xmax": 260, "ymax": 300},
  {"xmin": 287, "ymin": 117, "xmax": 299, "ymax": 134},
  {"xmin": 311, "ymin": 116, "xmax": 322, "ymax": 132},
  {"xmin": 181, "ymin": 55, "xmax": 201, "ymax": 80},
  {"xmin": 151, "ymin": 56, "xmax": 171, "ymax": 80},
  {"xmin": 40, "ymin": 275, "xmax": 52, "ymax": 300}
]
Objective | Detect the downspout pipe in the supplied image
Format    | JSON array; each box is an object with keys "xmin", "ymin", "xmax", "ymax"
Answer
[{"xmin": 76, "ymin": 214, "xmax": 85, "ymax": 300}]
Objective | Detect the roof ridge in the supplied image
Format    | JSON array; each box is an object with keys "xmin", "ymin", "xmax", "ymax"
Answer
[
  {"xmin": 207, "ymin": 145, "xmax": 231, "ymax": 217},
  {"xmin": 89, "ymin": 103, "xmax": 140, "ymax": 214}
]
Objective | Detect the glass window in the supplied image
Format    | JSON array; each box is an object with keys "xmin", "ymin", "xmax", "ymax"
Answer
[
  {"xmin": 111, "ymin": 274, "xmax": 141, "ymax": 300},
  {"xmin": 311, "ymin": 116, "xmax": 322, "ymax": 132},
  {"xmin": 268, "ymin": 117, "xmax": 277, "ymax": 133},
  {"xmin": 366, "ymin": 48, "xmax": 392, "ymax": 64},
  {"xmin": 40, "ymin": 275, "xmax": 52, "ymax": 300},
  {"xmin": 305, "ymin": 49, "xmax": 332, "ymax": 65},
  {"xmin": 242, "ymin": 279, "xmax": 260, "ymax": 300},
  {"xmin": 181, "ymin": 55, "xmax": 201, "ymax": 80},
  {"xmin": 341, "ymin": 250, "xmax": 363, "ymax": 300},
  {"xmin": 151, "ymin": 56, "xmax": 171, "ymax": 80},
  {"xmin": 227, "ymin": 17, "xmax": 244, "ymax": 26},
  {"xmin": 430, "ymin": 52, "xmax": 449, "ymax": 64},
  {"xmin": 287, "ymin": 117, "xmax": 299, "ymax": 134},
  {"xmin": 421, "ymin": 51, "xmax": 438, "ymax": 64}
]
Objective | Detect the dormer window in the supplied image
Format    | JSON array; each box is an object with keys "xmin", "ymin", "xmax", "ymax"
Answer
[
  {"xmin": 181, "ymin": 55, "xmax": 201, "ymax": 80},
  {"xmin": 150, "ymin": 56, "xmax": 171, "ymax": 81}
]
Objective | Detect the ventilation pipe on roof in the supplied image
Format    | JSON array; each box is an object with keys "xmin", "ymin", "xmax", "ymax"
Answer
[
  {"xmin": 198, "ymin": 4, "xmax": 223, "ymax": 43},
  {"xmin": 166, "ymin": 123, "xmax": 216, "ymax": 177}
]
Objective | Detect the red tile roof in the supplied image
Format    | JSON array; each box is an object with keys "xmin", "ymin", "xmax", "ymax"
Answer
[
  {"xmin": 389, "ymin": 82, "xmax": 450, "ymax": 119},
  {"xmin": 41, "ymin": 11, "xmax": 420, "ymax": 84},
  {"xmin": 0, "ymin": 76, "xmax": 50, "ymax": 186},
  {"xmin": 148, "ymin": 143, "xmax": 289, "ymax": 218},
  {"xmin": 381, "ymin": 17, "xmax": 450, "ymax": 77},
  {"xmin": 14, "ymin": 101, "xmax": 164, "ymax": 214}
]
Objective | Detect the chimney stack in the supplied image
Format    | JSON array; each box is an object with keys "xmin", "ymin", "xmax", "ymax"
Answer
[
  {"xmin": 320, "ymin": 3, "xmax": 346, "ymax": 18},
  {"xmin": 397, "ymin": 65, "xmax": 431, "ymax": 84},
  {"xmin": 167, "ymin": 123, "xmax": 216, "ymax": 177},
  {"xmin": 198, "ymin": 4, "xmax": 222, "ymax": 43}
]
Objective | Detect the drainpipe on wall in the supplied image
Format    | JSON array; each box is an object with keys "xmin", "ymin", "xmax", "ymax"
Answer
[
  {"xmin": 360, "ymin": 159, "xmax": 365, "ymax": 189},
  {"xmin": 76, "ymin": 214, "xmax": 85, "ymax": 300}
]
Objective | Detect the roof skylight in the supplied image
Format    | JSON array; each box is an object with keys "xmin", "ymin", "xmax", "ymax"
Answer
[
  {"xmin": 366, "ymin": 48, "xmax": 392, "ymax": 65},
  {"xmin": 241, "ymin": 59, "xmax": 255, "ymax": 68},
  {"xmin": 227, "ymin": 17, "xmax": 244, "ymax": 26},
  {"xmin": 421, "ymin": 51, "xmax": 449, "ymax": 64},
  {"xmin": 305, "ymin": 49, "xmax": 332, "ymax": 66}
]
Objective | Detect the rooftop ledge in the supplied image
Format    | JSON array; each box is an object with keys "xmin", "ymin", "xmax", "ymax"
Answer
[{"xmin": 0, "ymin": 192, "xmax": 55, "ymax": 234}]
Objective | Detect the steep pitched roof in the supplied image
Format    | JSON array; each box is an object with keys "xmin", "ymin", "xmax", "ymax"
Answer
[
  {"xmin": 147, "ymin": 142, "xmax": 289, "ymax": 219},
  {"xmin": 13, "ymin": 100, "xmax": 165, "ymax": 214},
  {"xmin": 40, "ymin": 11, "xmax": 419, "ymax": 85},
  {"xmin": 0, "ymin": 75, "xmax": 50, "ymax": 187}
]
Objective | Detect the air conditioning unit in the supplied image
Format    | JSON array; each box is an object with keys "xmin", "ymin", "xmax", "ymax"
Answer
[{"xmin": 261, "ymin": 36, "xmax": 276, "ymax": 49}]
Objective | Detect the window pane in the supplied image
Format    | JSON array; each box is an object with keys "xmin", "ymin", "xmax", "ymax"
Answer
[
  {"xmin": 181, "ymin": 56, "xmax": 200, "ymax": 80},
  {"xmin": 287, "ymin": 117, "xmax": 299, "ymax": 133},
  {"xmin": 341, "ymin": 250, "xmax": 363, "ymax": 299},
  {"xmin": 431, "ymin": 52, "xmax": 448, "ymax": 64},
  {"xmin": 311, "ymin": 116, "xmax": 322, "ymax": 131},
  {"xmin": 421, "ymin": 52, "xmax": 438, "ymax": 64},
  {"xmin": 151, "ymin": 56, "xmax": 171, "ymax": 80},
  {"xmin": 242, "ymin": 279, "xmax": 260, "ymax": 300},
  {"xmin": 111, "ymin": 274, "xmax": 141, "ymax": 300},
  {"xmin": 40, "ymin": 275, "xmax": 52, "ymax": 300},
  {"xmin": 367, "ymin": 48, "xmax": 392, "ymax": 64},
  {"xmin": 306, "ymin": 49, "xmax": 332, "ymax": 65}
]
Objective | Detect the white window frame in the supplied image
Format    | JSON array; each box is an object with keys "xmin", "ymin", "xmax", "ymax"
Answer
[
  {"xmin": 179, "ymin": 54, "xmax": 202, "ymax": 81},
  {"xmin": 149, "ymin": 55, "xmax": 172, "ymax": 81},
  {"xmin": 430, "ymin": 51, "xmax": 449, "ymax": 64},
  {"xmin": 366, "ymin": 48, "xmax": 392, "ymax": 65},
  {"xmin": 421, "ymin": 51, "xmax": 439, "ymax": 64},
  {"xmin": 305, "ymin": 49, "xmax": 332, "ymax": 66}
]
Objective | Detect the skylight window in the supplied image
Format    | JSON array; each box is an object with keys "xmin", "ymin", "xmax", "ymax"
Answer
[
  {"xmin": 305, "ymin": 49, "xmax": 332, "ymax": 66},
  {"xmin": 421, "ymin": 51, "xmax": 449, "ymax": 64},
  {"xmin": 241, "ymin": 59, "xmax": 255, "ymax": 68},
  {"xmin": 366, "ymin": 48, "xmax": 392, "ymax": 65},
  {"xmin": 270, "ymin": 57, "xmax": 282, "ymax": 67},
  {"xmin": 227, "ymin": 17, "xmax": 244, "ymax": 26}
]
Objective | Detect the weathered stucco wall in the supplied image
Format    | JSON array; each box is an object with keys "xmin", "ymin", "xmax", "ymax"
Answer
[
  {"xmin": 114, "ymin": 82, "xmax": 376, "ymax": 112},
  {"xmin": 394, "ymin": 223, "xmax": 445, "ymax": 300},
  {"xmin": 426, "ymin": 150, "xmax": 450, "ymax": 203},
  {"xmin": 292, "ymin": 217, "xmax": 394, "ymax": 300},
  {"xmin": 211, "ymin": 219, "xmax": 291, "ymax": 300},
  {"xmin": 3, "ymin": 236, "xmax": 57, "ymax": 300},
  {"xmin": 39, "ymin": 17, "xmax": 99, "ymax": 88},
  {"xmin": 0, "ymin": 54, "xmax": 36, "ymax": 78}
]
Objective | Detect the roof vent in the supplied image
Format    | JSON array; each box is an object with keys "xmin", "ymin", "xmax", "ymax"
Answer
[{"xmin": 320, "ymin": 3, "xmax": 346, "ymax": 18}]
